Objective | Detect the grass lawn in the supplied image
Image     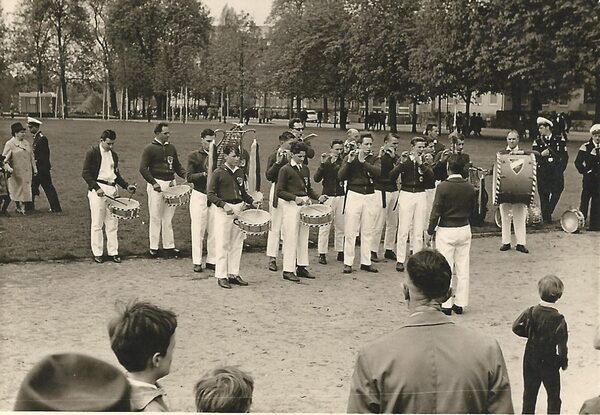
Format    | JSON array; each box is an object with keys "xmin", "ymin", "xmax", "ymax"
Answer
[{"xmin": 0, "ymin": 118, "xmax": 586, "ymax": 262}]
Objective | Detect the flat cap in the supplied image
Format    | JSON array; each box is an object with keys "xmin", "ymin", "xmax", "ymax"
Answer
[
  {"xmin": 590, "ymin": 124, "xmax": 600, "ymax": 134},
  {"xmin": 27, "ymin": 117, "xmax": 42, "ymax": 125},
  {"xmin": 536, "ymin": 117, "xmax": 553, "ymax": 127}
]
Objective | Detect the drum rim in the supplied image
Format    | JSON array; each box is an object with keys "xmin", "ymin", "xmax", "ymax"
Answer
[
  {"xmin": 560, "ymin": 209, "xmax": 584, "ymax": 233},
  {"xmin": 163, "ymin": 185, "xmax": 192, "ymax": 197},
  {"xmin": 299, "ymin": 204, "xmax": 333, "ymax": 218}
]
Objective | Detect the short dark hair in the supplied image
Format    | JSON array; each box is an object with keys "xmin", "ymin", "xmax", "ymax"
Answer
[
  {"xmin": 291, "ymin": 140, "xmax": 308, "ymax": 154},
  {"xmin": 410, "ymin": 136, "xmax": 426, "ymax": 146},
  {"xmin": 447, "ymin": 154, "xmax": 465, "ymax": 174},
  {"xmin": 384, "ymin": 132, "xmax": 400, "ymax": 142},
  {"xmin": 222, "ymin": 144, "xmax": 241, "ymax": 157},
  {"xmin": 108, "ymin": 301, "xmax": 177, "ymax": 372},
  {"xmin": 279, "ymin": 131, "xmax": 295, "ymax": 142},
  {"xmin": 194, "ymin": 366, "xmax": 254, "ymax": 413},
  {"xmin": 331, "ymin": 139, "xmax": 344, "ymax": 147},
  {"xmin": 201, "ymin": 128, "xmax": 215, "ymax": 138},
  {"xmin": 154, "ymin": 122, "xmax": 169, "ymax": 135},
  {"xmin": 101, "ymin": 129, "xmax": 117, "ymax": 141},
  {"xmin": 357, "ymin": 132, "xmax": 373, "ymax": 144},
  {"xmin": 288, "ymin": 118, "xmax": 302, "ymax": 128},
  {"xmin": 538, "ymin": 275, "xmax": 564, "ymax": 303},
  {"xmin": 406, "ymin": 249, "xmax": 452, "ymax": 300}
]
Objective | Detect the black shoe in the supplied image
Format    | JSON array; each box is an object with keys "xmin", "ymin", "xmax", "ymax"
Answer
[
  {"xmin": 516, "ymin": 244, "xmax": 529, "ymax": 254},
  {"xmin": 337, "ymin": 252, "xmax": 344, "ymax": 262},
  {"xmin": 268, "ymin": 259, "xmax": 278, "ymax": 271},
  {"xmin": 205, "ymin": 263, "xmax": 215, "ymax": 270},
  {"xmin": 360, "ymin": 264, "xmax": 379, "ymax": 273},
  {"xmin": 499, "ymin": 244, "xmax": 511, "ymax": 251},
  {"xmin": 452, "ymin": 305, "xmax": 464, "ymax": 315},
  {"xmin": 218, "ymin": 278, "xmax": 231, "ymax": 289},
  {"xmin": 149, "ymin": 249, "xmax": 160, "ymax": 258},
  {"xmin": 384, "ymin": 249, "xmax": 397, "ymax": 260},
  {"xmin": 441, "ymin": 308, "xmax": 452, "ymax": 316},
  {"xmin": 166, "ymin": 248, "xmax": 181, "ymax": 258},
  {"xmin": 93, "ymin": 256, "xmax": 104, "ymax": 264},
  {"xmin": 343, "ymin": 265, "xmax": 352, "ymax": 274},
  {"xmin": 283, "ymin": 272, "xmax": 300, "ymax": 282},
  {"xmin": 319, "ymin": 254, "xmax": 327, "ymax": 265},
  {"xmin": 112, "ymin": 255, "xmax": 121, "ymax": 263},
  {"xmin": 396, "ymin": 262, "xmax": 404, "ymax": 272},
  {"xmin": 193, "ymin": 264, "xmax": 203, "ymax": 273},
  {"xmin": 228, "ymin": 275, "xmax": 248, "ymax": 286},
  {"xmin": 370, "ymin": 251, "xmax": 379, "ymax": 263},
  {"xmin": 296, "ymin": 266, "xmax": 315, "ymax": 279}
]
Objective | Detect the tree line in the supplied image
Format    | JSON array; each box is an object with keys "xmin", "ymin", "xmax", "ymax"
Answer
[{"xmin": 0, "ymin": 0, "xmax": 598, "ymax": 135}]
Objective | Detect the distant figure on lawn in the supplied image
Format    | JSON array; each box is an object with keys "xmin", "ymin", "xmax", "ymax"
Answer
[
  {"xmin": 0, "ymin": 153, "xmax": 12, "ymax": 215},
  {"xmin": 108, "ymin": 301, "xmax": 178, "ymax": 412},
  {"xmin": 28, "ymin": 117, "xmax": 62, "ymax": 213},
  {"xmin": 2, "ymin": 122, "xmax": 36, "ymax": 215},
  {"xmin": 194, "ymin": 366, "xmax": 254, "ymax": 413},
  {"xmin": 347, "ymin": 249, "xmax": 514, "ymax": 413}
]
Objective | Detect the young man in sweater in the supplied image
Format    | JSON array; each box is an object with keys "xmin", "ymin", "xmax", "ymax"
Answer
[{"xmin": 139, "ymin": 123, "xmax": 186, "ymax": 258}]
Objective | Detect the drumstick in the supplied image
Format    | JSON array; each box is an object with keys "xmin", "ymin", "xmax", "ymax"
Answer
[
  {"xmin": 128, "ymin": 185, "xmax": 136, "ymax": 202},
  {"xmin": 104, "ymin": 194, "xmax": 127, "ymax": 205}
]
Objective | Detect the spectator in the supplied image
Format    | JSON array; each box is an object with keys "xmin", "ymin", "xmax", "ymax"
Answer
[
  {"xmin": 347, "ymin": 249, "xmax": 514, "ymax": 413},
  {"xmin": 513, "ymin": 275, "xmax": 568, "ymax": 414},
  {"xmin": 0, "ymin": 154, "xmax": 12, "ymax": 215},
  {"xmin": 2, "ymin": 122, "xmax": 36, "ymax": 215},
  {"xmin": 194, "ymin": 366, "xmax": 254, "ymax": 413},
  {"xmin": 317, "ymin": 110, "xmax": 323, "ymax": 127},
  {"xmin": 108, "ymin": 301, "xmax": 178, "ymax": 412},
  {"xmin": 14, "ymin": 353, "xmax": 131, "ymax": 411}
]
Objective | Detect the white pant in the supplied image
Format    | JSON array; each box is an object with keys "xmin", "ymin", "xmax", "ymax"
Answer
[
  {"xmin": 396, "ymin": 191, "xmax": 427, "ymax": 263},
  {"xmin": 88, "ymin": 183, "xmax": 118, "ymax": 256},
  {"xmin": 500, "ymin": 203, "xmax": 527, "ymax": 246},
  {"xmin": 211, "ymin": 203, "xmax": 245, "ymax": 279},
  {"xmin": 206, "ymin": 205, "xmax": 216, "ymax": 265},
  {"xmin": 343, "ymin": 191, "xmax": 379, "ymax": 266},
  {"xmin": 373, "ymin": 190, "xmax": 399, "ymax": 253},
  {"xmin": 266, "ymin": 184, "xmax": 283, "ymax": 258},
  {"xmin": 190, "ymin": 190, "xmax": 208, "ymax": 266},
  {"xmin": 147, "ymin": 180, "xmax": 176, "ymax": 250},
  {"xmin": 424, "ymin": 188, "xmax": 436, "ymax": 229},
  {"xmin": 280, "ymin": 199, "xmax": 309, "ymax": 272},
  {"xmin": 318, "ymin": 195, "xmax": 345, "ymax": 254},
  {"xmin": 437, "ymin": 225, "xmax": 472, "ymax": 308}
]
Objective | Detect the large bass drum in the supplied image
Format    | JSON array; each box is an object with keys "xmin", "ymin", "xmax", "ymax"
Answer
[{"xmin": 492, "ymin": 153, "xmax": 537, "ymax": 206}]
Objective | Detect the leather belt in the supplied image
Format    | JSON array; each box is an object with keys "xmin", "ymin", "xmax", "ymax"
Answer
[{"xmin": 97, "ymin": 179, "xmax": 115, "ymax": 186}]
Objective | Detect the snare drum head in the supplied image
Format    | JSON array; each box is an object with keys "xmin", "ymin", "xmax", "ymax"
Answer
[
  {"xmin": 111, "ymin": 198, "xmax": 140, "ymax": 209},
  {"xmin": 561, "ymin": 209, "xmax": 584, "ymax": 233},
  {"xmin": 238, "ymin": 209, "xmax": 270, "ymax": 224},
  {"xmin": 163, "ymin": 185, "xmax": 191, "ymax": 197},
  {"xmin": 300, "ymin": 204, "xmax": 332, "ymax": 217}
]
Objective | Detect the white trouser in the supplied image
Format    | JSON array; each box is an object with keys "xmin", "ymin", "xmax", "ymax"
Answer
[
  {"xmin": 88, "ymin": 183, "xmax": 118, "ymax": 257},
  {"xmin": 424, "ymin": 188, "xmax": 436, "ymax": 229},
  {"xmin": 190, "ymin": 190, "xmax": 208, "ymax": 266},
  {"xmin": 206, "ymin": 205, "xmax": 216, "ymax": 265},
  {"xmin": 266, "ymin": 184, "xmax": 283, "ymax": 258},
  {"xmin": 437, "ymin": 225, "xmax": 472, "ymax": 308},
  {"xmin": 147, "ymin": 180, "xmax": 176, "ymax": 250},
  {"xmin": 373, "ymin": 190, "xmax": 399, "ymax": 253},
  {"xmin": 280, "ymin": 198, "xmax": 310, "ymax": 272},
  {"xmin": 211, "ymin": 202, "xmax": 245, "ymax": 279},
  {"xmin": 500, "ymin": 203, "xmax": 527, "ymax": 246},
  {"xmin": 396, "ymin": 191, "xmax": 427, "ymax": 263},
  {"xmin": 318, "ymin": 195, "xmax": 345, "ymax": 254},
  {"xmin": 343, "ymin": 191, "xmax": 379, "ymax": 266}
]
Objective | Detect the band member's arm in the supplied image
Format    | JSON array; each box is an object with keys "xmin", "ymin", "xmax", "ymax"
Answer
[
  {"xmin": 240, "ymin": 179, "xmax": 255, "ymax": 205},
  {"xmin": 511, "ymin": 307, "xmax": 532, "ymax": 338},
  {"xmin": 113, "ymin": 153, "xmax": 130, "ymax": 189},
  {"xmin": 556, "ymin": 317, "xmax": 568, "ymax": 370},
  {"xmin": 361, "ymin": 156, "xmax": 381, "ymax": 177},
  {"xmin": 276, "ymin": 167, "xmax": 296, "ymax": 201},
  {"xmin": 304, "ymin": 141, "xmax": 315, "ymax": 159},
  {"xmin": 139, "ymin": 148, "xmax": 157, "ymax": 185},
  {"xmin": 427, "ymin": 186, "xmax": 443, "ymax": 235},
  {"xmin": 306, "ymin": 172, "xmax": 320, "ymax": 201},
  {"xmin": 207, "ymin": 171, "xmax": 225, "ymax": 207},
  {"xmin": 337, "ymin": 159, "xmax": 351, "ymax": 181},
  {"xmin": 379, "ymin": 153, "xmax": 395, "ymax": 176},
  {"xmin": 574, "ymin": 146, "xmax": 588, "ymax": 175},
  {"xmin": 266, "ymin": 156, "xmax": 285, "ymax": 182},
  {"xmin": 82, "ymin": 148, "xmax": 101, "ymax": 191},
  {"xmin": 313, "ymin": 162, "xmax": 327, "ymax": 183},
  {"xmin": 389, "ymin": 158, "xmax": 409, "ymax": 182},
  {"xmin": 186, "ymin": 153, "xmax": 207, "ymax": 187}
]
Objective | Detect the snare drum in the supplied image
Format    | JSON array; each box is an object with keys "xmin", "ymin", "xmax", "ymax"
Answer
[
  {"xmin": 234, "ymin": 209, "xmax": 271, "ymax": 235},
  {"xmin": 492, "ymin": 153, "xmax": 536, "ymax": 206},
  {"xmin": 108, "ymin": 198, "xmax": 140, "ymax": 220},
  {"xmin": 560, "ymin": 208, "xmax": 585, "ymax": 233},
  {"xmin": 299, "ymin": 204, "xmax": 332, "ymax": 227},
  {"xmin": 162, "ymin": 185, "xmax": 192, "ymax": 207},
  {"xmin": 528, "ymin": 203, "xmax": 543, "ymax": 225}
]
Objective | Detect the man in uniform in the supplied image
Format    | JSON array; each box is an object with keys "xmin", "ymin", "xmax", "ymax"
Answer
[
  {"xmin": 187, "ymin": 128, "xmax": 214, "ymax": 274},
  {"xmin": 139, "ymin": 123, "xmax": 186, "ymax": 258},
  {"xmin": 575, "ymin": 124, "xmax": 600, "ymax": 230},
  {"xmin": 314, "ymin": 139, "xmax": 345, "ymax": 264},
  {"xmin": 28, "ymin": 117, "xmax": 61, "ymax": 213},
  {"xmin": 338, "ymin": 133, "xmax": 381, "ymax": 274},
  {"xmin": 533, "ymin": 117, "xmax": 569, "ymax": 223},
  {"xmin": 82, "ymin": 129, "xmax": 136, "ymax": 263}
]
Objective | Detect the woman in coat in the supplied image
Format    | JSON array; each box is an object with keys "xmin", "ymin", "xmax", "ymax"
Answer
[{"xmin": 3, "ymin": 122, "xmax": 37, "ymax": 214}]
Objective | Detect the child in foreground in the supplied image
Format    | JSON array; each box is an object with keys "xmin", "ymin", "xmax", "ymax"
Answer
[{"xmin": 194, "ymin": 366, "xmax": 254, "ymax": 412}]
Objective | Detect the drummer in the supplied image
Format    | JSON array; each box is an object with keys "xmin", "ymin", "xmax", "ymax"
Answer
[
  {"xmin": 276, "ymin": 140, "xmax": 327, "ymax": 282},
  {"xmin": 139, "ymin": 123, "xmax": 186, "ymax": 259},
  {"xmin": 82, "ymin": 129, "xmax": 137, "ymax": 263},
  {"xmin": 574, "ymin": 124, "xmax": 600, "ymax": 231},
  {"xmin": 207, "ymin": 144, "xmax": 259, "ymax": 289},
  {"xmin": 498, "ymin": 130, "xmax": 531, "ymax": 253}
]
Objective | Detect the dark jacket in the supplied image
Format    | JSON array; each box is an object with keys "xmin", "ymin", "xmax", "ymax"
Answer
[
  {"xmin": 532, "ymin": 133, "xmax": 569, "ymax": 174},
  {"xmin": 427, "ymin": 176, "xmax": 475, "ymax": 234},
  {"xmin": 276, "ymin": 162, "xmax": 319, "ymax": 201},
  {"xmin": 375, "ymin": 153, "xmax": 398, "ymax": 192},
  {"xmin": 338, "ymin": 155, "xmax": 381, "ymax": 194},
  {"xmin": 186, "ymin": 149, "xmax": 209, "ymax": 193},
  {"xmin": 390, "ymin": 157, "xmax": 433, "ymax": 192},
  {"xmin": 314, "ymin": 157, "xmax": 345, "ymax": 196},
  {"xmin": 139, "ymin": 140, "xmax": 185, "ymax": 184},
  {"xmin": 574, "ymin": 139, "xmax": 600, "ymax": 179},
  {"xmin": 207, "ymin": 164, "xmax": 253, "ymax": 208},
  {"xmin": 32, "ymin": 131, "xmax": 51, "ymax": 172},
  {"xmin": 82, "ymin": 145, "xmax": 129, "ymax": 191}
]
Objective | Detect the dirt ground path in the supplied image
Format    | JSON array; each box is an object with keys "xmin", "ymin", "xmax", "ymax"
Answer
[{"xmin": 1, "ymin": 231, "xmax": 598, "ymax": 413}]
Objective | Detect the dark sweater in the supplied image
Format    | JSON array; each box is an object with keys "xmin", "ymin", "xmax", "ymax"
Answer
[
  {"xmin": 427, "ymin": 176, "xmax": 475, "ymax": 234},
  {"xmin": 314, "ymin": 158, "xmax": 345, "ymax": 196},
  {"xmin": 82, "ymin": 145, "xmax": 129, "ymax": 191},
  {"xmin": 575, "ymin": 139, "xmax": 600, "ymax": 178},
  {"xmin": 512, "ymin": 304, "xmax": 568, "ymax": 367},
  {"xmin": 338, "ymin": 155, "xmax": 381, "ymax": 194},
  {"xmin": 139, "ymin": 140, "xmax": 186, "ymax": 184},
  {"xmin": 265, "ymin": 151, "xmax": 286, "ymax": 183},
  {"xmin": 32, "ymin": 131, "xmax": 51, "ymax": 172},
  {"xmin": 186, "ymin": 150, "xmax": 209, "ymax": 193},
  {"xmin": 276, "ymin": 162, "xmax": 319, "ymax": 201},
  {"xmin": 375, "ymin": 153, "xmax": 398, "ymax": 192},
  {"xmin": 390, "ymin": 157, "xmax": 433, "ymax": 192},
  {"xmin": 207, "ymin": 164, "xmax": 253, "ymax": 208},
  {"xmin": 433, "ymin": 152, "xmax": 471, "ymax": 181}
]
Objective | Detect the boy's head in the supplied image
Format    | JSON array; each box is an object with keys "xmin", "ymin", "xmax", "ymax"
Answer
[
  {"xmin": 194, "ymin": 366, "xmax": 254, "ymax": 413},
  {"xmin": 538, "ymin": 275, "xmax": 564, "ymax": 303},
  {"xmin": 108, "ymin": 301, "xmax": 177, "ymax": 377}
]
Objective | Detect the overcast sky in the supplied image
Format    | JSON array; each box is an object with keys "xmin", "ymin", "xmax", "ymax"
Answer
[{"xmin": 1, "ymin": 0, "xmax": 273, "ymax": 25}]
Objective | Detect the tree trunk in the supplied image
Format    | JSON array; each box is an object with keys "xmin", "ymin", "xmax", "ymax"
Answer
[
  {"xmin": 595, "ymin": 71, "xmax": 600, "ymax": 123},
  {"xmin": 511, "ymin": 80, "xmax": 522, "ymax": 117},
  {"xmin": 340, "ymin": 96, "xmax": 346, "ymax": 130},
  {"xmin": 295, "ymin": 96, "xmax": 301, "ymax": 115},
  {"xmin": 388, "ymin": 96, "xmax": 397, "ymax": 133},
  {"xmin": 464, "ymin": 90, "xmax": 472, "ymax": 136},
  {"xmin": 411, "ymin": 97, "xmax": 418, "ymax": 133},
  {"xmin": 529, "ymin": 92, "xmax": 541, "ymax": 141},
  {"xmin": 363, "ymin": 96, "xmax": 369, "ymax": 130},
  {"xmin": 289, "ymin": 96, "xmax": 293, "ymax": 119},
  {"xmin": 323, "ymin": 97, "xmax": 328, "ymax": 123}
]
